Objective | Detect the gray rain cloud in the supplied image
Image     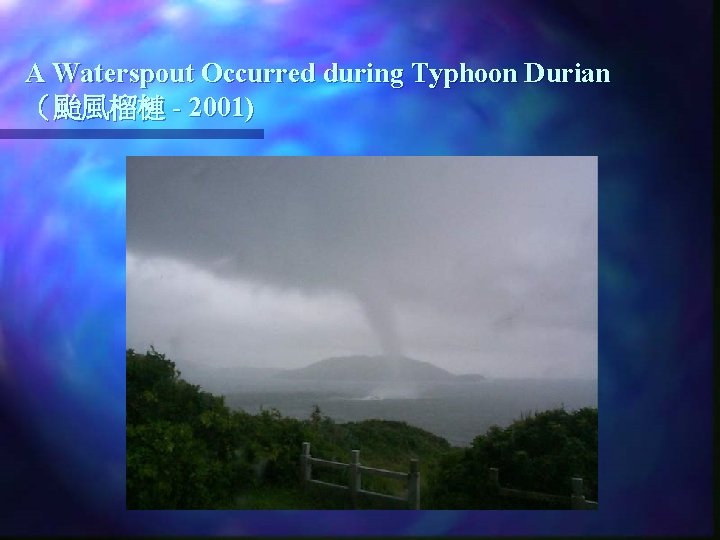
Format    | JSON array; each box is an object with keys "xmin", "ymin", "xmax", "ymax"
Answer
[{"xmin": 126, "ymin": 156, "xmax": 597, "ymax": 378}]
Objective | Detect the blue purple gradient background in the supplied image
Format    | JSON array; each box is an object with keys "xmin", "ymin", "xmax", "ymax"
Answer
[{"xmin": 0, "ymin": 0, "xmax": 713, "ymax": 536}]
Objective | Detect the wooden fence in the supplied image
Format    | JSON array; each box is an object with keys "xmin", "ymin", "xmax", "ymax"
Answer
[
  {"xmin": 488, "ymin": 467, "xmax": 598, "ymax": 509},
  {"xmin": 300, "ymin": 442, "xmax": 420, "ymax": 509}
]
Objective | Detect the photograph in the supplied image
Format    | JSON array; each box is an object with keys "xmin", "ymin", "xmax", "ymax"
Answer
[
  {"xmin": 126, "ymin": 156, "xmax": 597, "ymax": 510},
  {"xmin": 1, "ymin": 0, "xmax": 713, "ymax": 535}
]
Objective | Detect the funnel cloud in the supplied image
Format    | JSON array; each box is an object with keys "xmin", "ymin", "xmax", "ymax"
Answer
[{"xmin": 126, "ymin": 156, "xmax": 597, "ymax": 378}]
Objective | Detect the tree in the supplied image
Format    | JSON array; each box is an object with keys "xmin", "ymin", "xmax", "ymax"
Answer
[{"xmin": 310, "ymin": 404, "xmax": 323, "ymax": 424}]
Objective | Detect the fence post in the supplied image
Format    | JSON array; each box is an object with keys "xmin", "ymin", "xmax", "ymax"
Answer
[
  {"xmin": 407, "ymin": 458, "xmax": 420, "ymax": 509},
  {"xmin": 571, "ymin": 477, "xmax": 586, "ymax": 509},
  {"xmin": 301, "ymin": 442, "xmax": 311, "ymax": 482},
  {"xmin": 349, "ymin": 449, "xmax": 361, "ymax": 508},
  {"xmin": 488, "ymin": 467, "xmax": 500, "ymax": 494}
]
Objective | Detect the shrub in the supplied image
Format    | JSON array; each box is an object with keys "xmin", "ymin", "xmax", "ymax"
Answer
[
  {"xmin": 126, "ymin": 348, "xmax": 251, "ymax": 508},
  {"xmin": 426, "ymin": 407, "xmax": 597, "ymax": 508}
]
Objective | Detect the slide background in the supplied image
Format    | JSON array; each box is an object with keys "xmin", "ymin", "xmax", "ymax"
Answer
[{"xmin": 0, "ymin": 0, "xmax": 713, "ymax": 536}]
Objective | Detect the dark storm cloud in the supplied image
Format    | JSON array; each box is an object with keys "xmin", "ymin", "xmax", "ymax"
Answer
[{"xmin": 126, "ymin": 156, "xmax": 596, "ymax": 377}]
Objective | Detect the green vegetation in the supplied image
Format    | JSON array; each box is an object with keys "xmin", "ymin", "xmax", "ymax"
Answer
[
  {"xmin": 126, "ymin": 348, "xmax": 250, "ymax": 509},
  {"xmin": 127, "ymin": 348, "xmax": 597, "ymax": 509},
  {"xmin": 426, "ymin": 407, "xmax": 598, "ymax": 508}
]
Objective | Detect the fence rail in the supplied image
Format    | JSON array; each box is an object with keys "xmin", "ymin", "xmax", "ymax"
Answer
[
  {"xmin": 300, "ymin": 442, "xmax": 420, "ymax": 509},
  {"xmin": 357, "ymin": 464, "xmax": 409, "ymax": 481},
  {"xmin": 488, "ymin": 467, "xmax": 598, "ymax": 509},
  {"xmin": 308, "ymin": 457, "xmax": 348, "ymax": 471}
]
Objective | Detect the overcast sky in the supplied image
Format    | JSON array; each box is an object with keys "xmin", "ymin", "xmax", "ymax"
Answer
[{"xmin": 126, "ymin": 156, "xmax": 597, "ymax": 378}]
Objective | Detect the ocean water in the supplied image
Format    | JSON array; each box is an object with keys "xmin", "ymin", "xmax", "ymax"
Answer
[{"xmin": 223, "ymin": 378, "xmax": 597, "ymax": 447}]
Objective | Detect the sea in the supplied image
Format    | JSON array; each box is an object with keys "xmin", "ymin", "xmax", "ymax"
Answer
[{"xmin": 223, "ymin": 378, "xmax": 597, "ymax": 447}]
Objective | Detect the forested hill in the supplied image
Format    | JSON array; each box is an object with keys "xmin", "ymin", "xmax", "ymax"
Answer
[{"xmin": 274, "ymin": 354, "xmax": 457, "ymax": 381}]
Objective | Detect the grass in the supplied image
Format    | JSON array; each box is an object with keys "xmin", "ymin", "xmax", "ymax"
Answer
[
  {"xmin": 235, "ymin": 485, "xmax": 333, "ymax": 509},
  {"xmin": 235, "ymin": 484, "xmax": 405, "ymax": 510}
]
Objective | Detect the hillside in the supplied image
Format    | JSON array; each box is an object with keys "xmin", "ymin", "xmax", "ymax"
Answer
[
  {"xmin": 127, "ymin": 348, "xmax": 453, "ymax": 509},
  {"xmin": 127, "ymin": 348, "xmax": 596, "ymax": 510},
  {"xmin": 274, "ymin": 354, "xmax": 456, "ymax": 382}
]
